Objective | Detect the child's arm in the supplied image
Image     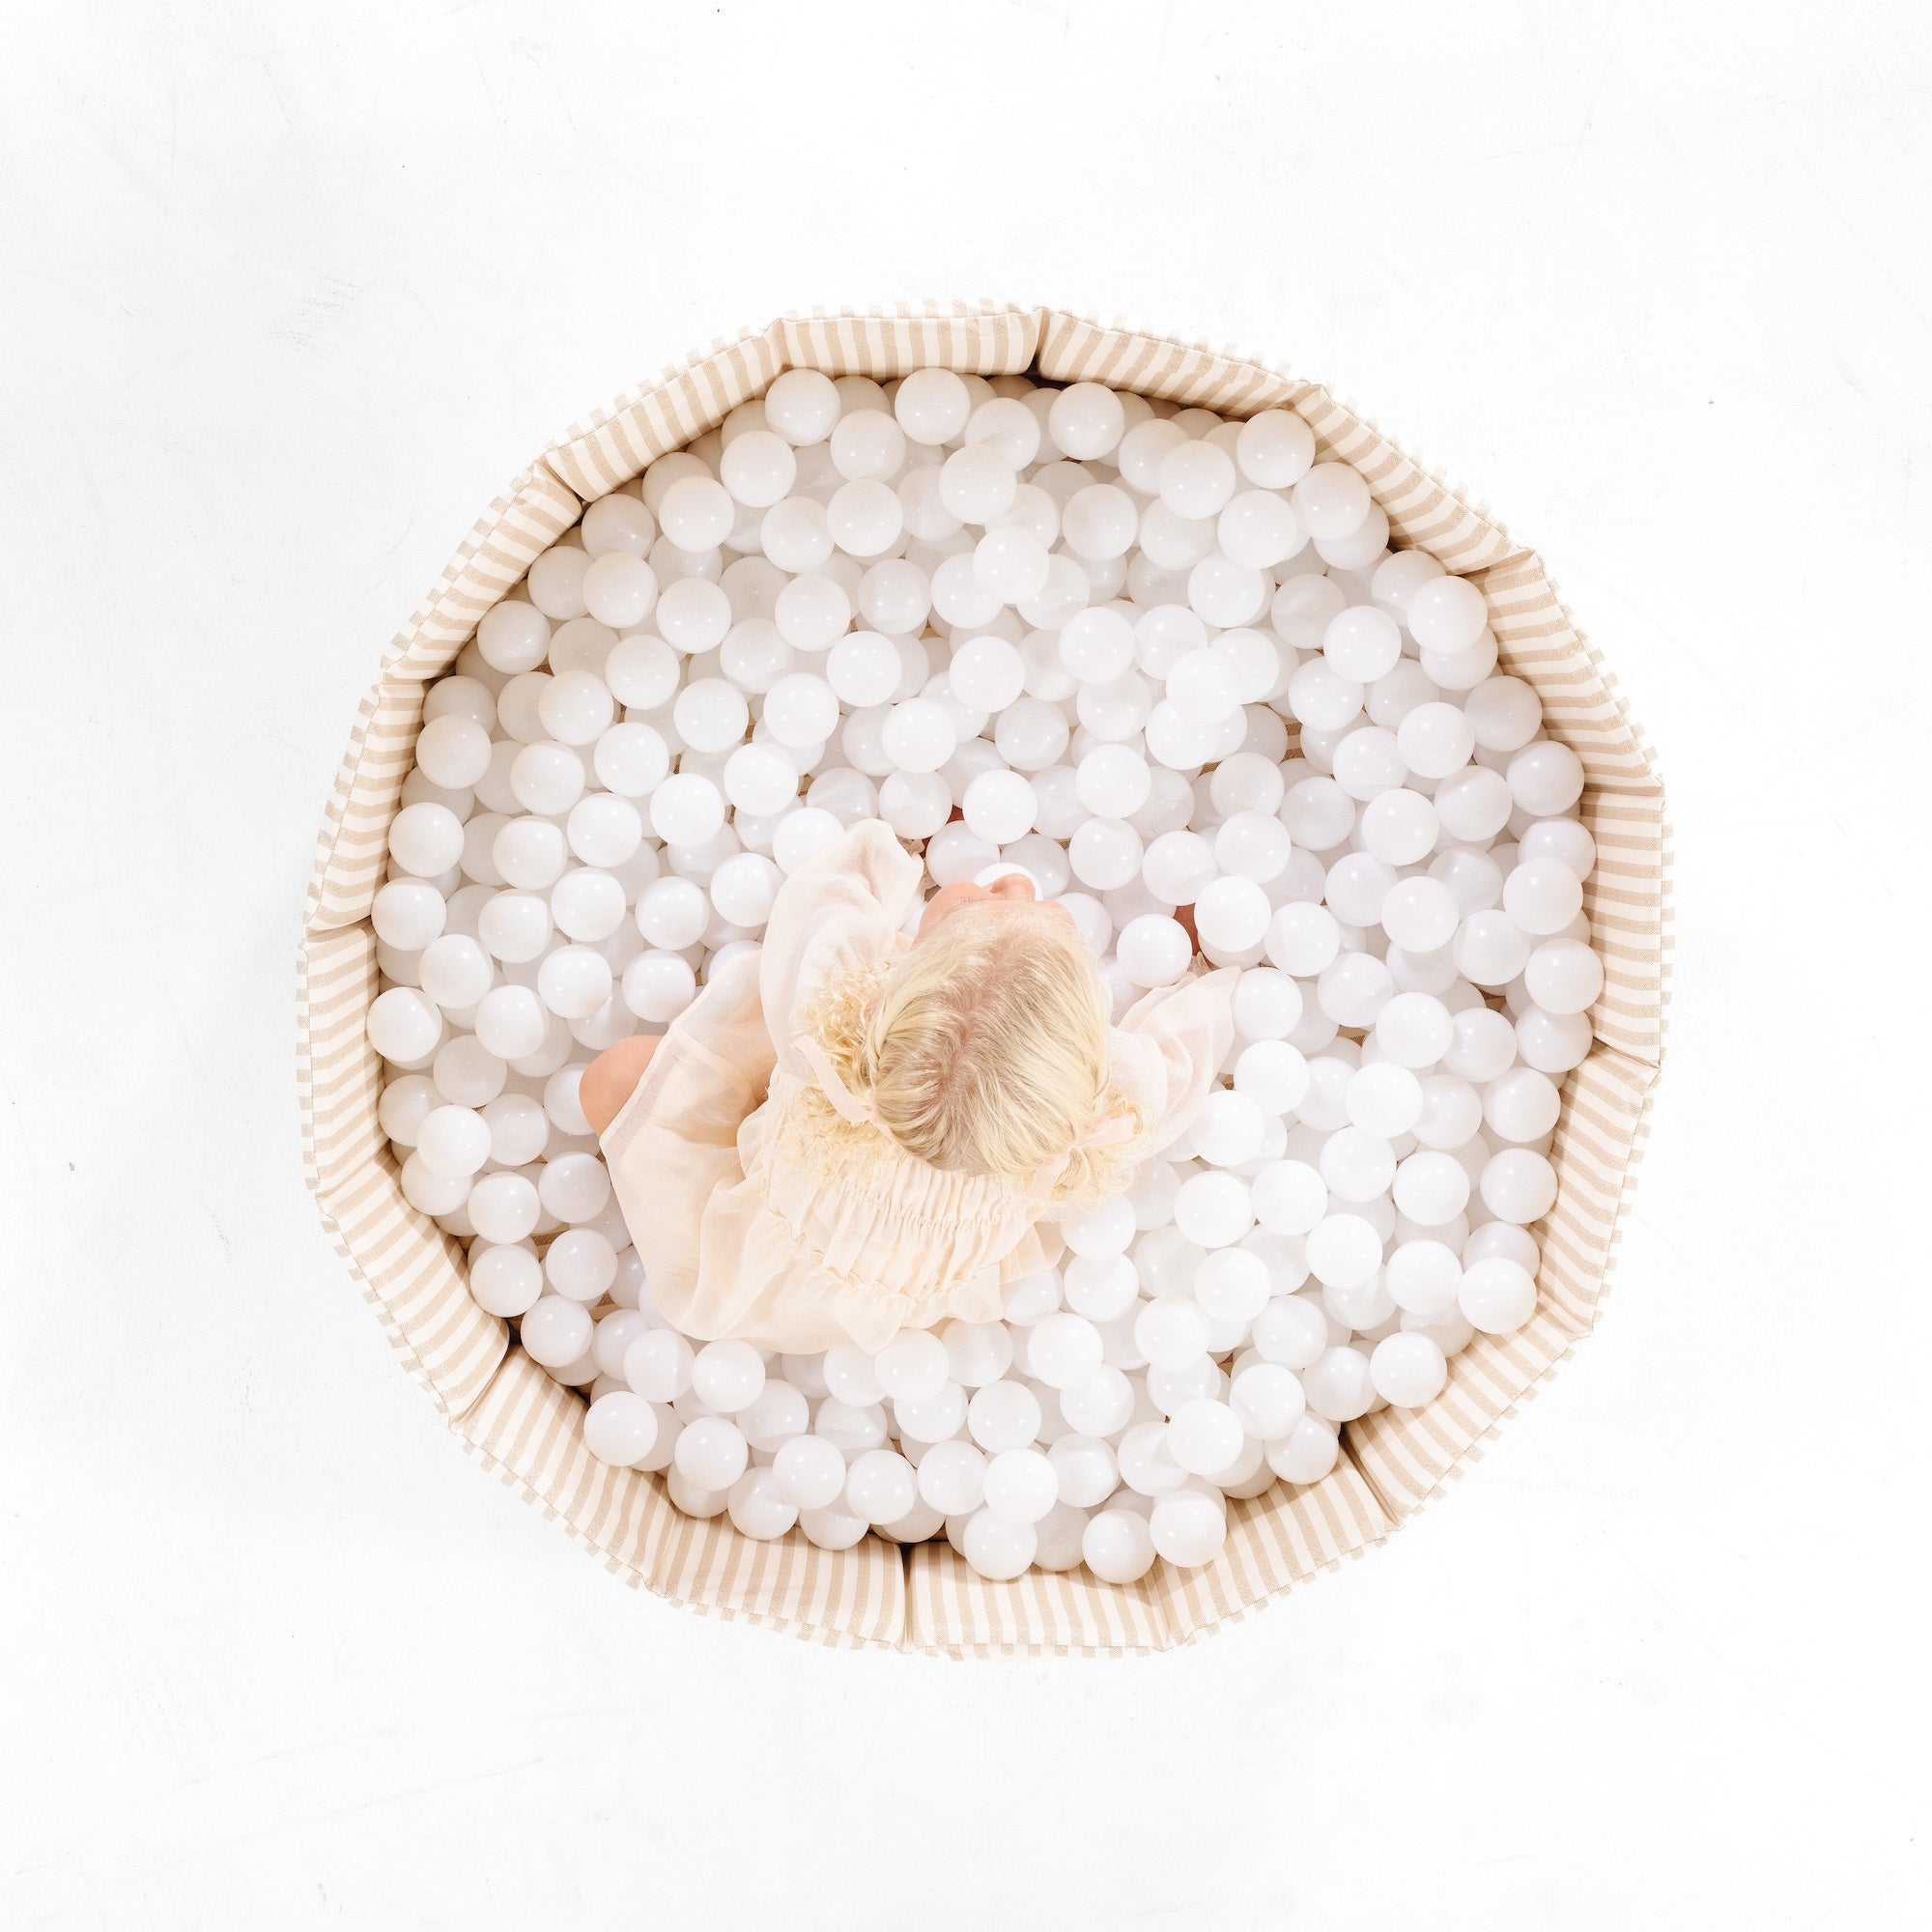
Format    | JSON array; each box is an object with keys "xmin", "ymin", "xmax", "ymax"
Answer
[
  {"xmin": 582, "ymin": 1035, "xmax": 661, "ymax": 1135},
  {"xmin": 1111, "ymin": 964, "xmax": 1240, "ymax": 1154}
]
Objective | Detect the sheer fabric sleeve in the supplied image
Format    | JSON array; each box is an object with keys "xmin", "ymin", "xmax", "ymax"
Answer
[
  {"xmin": 1108, "ymin": 963, "xmax": 1240, "ymax": 1154},
  {"xmin": 758, "ymin": 818, "xmax": 925, "ymax": 1079}
]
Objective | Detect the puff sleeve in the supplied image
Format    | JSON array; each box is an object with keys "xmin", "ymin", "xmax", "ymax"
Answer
[
  {"xmin": 1107, "ymin": 963, "xmax": 1240, "ymax": 1154},
  {"xmin": 759, "ymin": 818, "xmax": 925, "ymax": 1079}
]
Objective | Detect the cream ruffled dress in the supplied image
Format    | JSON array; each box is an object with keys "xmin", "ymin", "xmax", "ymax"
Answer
[{"xmin": 601, "ymin": 819, "xmax": 1237, "ymax": 1354}]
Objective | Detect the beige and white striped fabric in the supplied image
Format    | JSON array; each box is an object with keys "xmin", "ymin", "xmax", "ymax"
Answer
[{"xmin": 297, "ymin": 302, "xmax": 1670, "ymax": 1657}]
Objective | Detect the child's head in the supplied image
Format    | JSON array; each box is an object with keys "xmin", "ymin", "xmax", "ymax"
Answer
[{"xmin": 793, "ymin": 873, "xmax": 1149, "ymax": 1201}]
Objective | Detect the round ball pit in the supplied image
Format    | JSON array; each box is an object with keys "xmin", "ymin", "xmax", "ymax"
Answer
[{"xmin": 298, "ymin": 303, "xmax": 1669, "ymax": 1656}]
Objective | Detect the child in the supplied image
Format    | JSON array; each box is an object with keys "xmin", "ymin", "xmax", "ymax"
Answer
[{"xmin": 582, "ymin": 818, "xmax": 1236, "ymax": 1354}]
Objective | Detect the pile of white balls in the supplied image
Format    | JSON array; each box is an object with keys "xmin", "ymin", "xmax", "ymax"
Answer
[{"xmin": 368, "ymin": 367, "xmax": 1603, "ymax": 1584}]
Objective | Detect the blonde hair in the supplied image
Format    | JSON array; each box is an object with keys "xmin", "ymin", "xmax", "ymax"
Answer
[{"xmin": 784, "ymin": 905, "xmax": 1151, "ymax": 1206}]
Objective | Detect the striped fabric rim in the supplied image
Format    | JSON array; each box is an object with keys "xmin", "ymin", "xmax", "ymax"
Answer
[{"xmin": 296, "ymin": 301, "xmax": 1671, "ymax": 1656}]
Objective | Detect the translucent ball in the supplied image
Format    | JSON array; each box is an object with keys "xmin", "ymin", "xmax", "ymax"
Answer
[
  {"xmin": 1266, "ymin": 1413, "xmax": 1341, "ymax": 1485},
  {"xmin": 872, "ymin": 1328, "xmax": 949, "ymax": 1404},
  {"xmin": 1502, "ymin": 857, "xmax": 1585, "ymax": 936},
  {"xmin": 1026, "ymin": 1313, "xmax": 1106, "ymax": 1391},
  {"xmin": 415, "ymin": 714, "xmax": 494, "ymax": 790},
  {"xmin": 1157, "ymin": 440, "xmax": 1237, "ymax": 519},
  {"xmin": 1524, "ymin": 938, "xmax": 1605, "ymax": 1014},
  {"xmin": 894, "ymin": 367, "xmax": 973, "ymax": 445},
  {"xmin": 1117, "ymin": 913, "xmax": 1192, "ymax": 988},
  {"xmin": 961, "ymin": 769, "xmax": 1037, "ymax": 843},
  {"xmin": 1195, "ymin": 875, "xmax": 1270, "ymax": 952},
  {"xmin": 719, "ymin": 429, "xmax": 797, "ymax": 508},
  {"xmin": 1082, "ymin": 1507, "xmax": 1157, "ymax": 1583},
  {"xmin": 1236, "ymin": 1040, "xmax": 1311, "ymax": 1116},
  {"xmin": 710, "ymin": 852, "xmax": 781, "ymax": 926},
  {"xmin": 965, "ymin": 1379, "xmax": 1040, "ymax": 1455},
  {"xmin": 373, "ymin": 880, "xmax": 447, "ymax": 952},
  {"xmin": 368, "ymin": 987, "xmax": 442, "ymax": 1064},
  {"xmin": 1048, "ymin": 382, "xmax": 1127, "ymax": 460},
  {"xmin": 389, "ymin": 801, "xmax": 465, "ymax": 877},
  {"xmin": 1305, "ymin": 1213, "xmax": 1382, "ymax": 1290},
  {"xmin": 1192, "ymin": 1090, "xmax": 1266, "ymax": 1167},
  {"xmin": 881, "ymin": 697, "xmax": 958, "ymax": 775},
  {"xmin": 961, "ymin": 1509, "xmax": 1037, "ymax": 1580},
  {"xmin": 728, "ymin": 1467, "xmax": 801, "ymax": 1542},
  {"xmin": 1076, "ymin": 744, "xmax": 1152, "ymax": 820},
  {"xmin": 762, "ymin": 368, "xmax": 840, "ymax": 445},
  {"xmin": 1324, "ymin": 606, "xmax": 1402, "ymax": 682},
  {"xmin": 845, "ymin": 1449, "xmax": 919, "ymax": 1526},
  {"xmin": 1460, "ymin": 1258, "xmax": 1538, "ymax": 1334},
  {"xmin": 1149, "ymin": 1491, "xmax": 1229, "ymax": 1568},
  {"xmin": 1480, "ymin": 1148, "xmax": 1559, "ymax": 1224},
  {"xmin": 582, "ymin": 552, "xmax": 657, "ymax": 630},
  {"xmin": 415, "ymin": 1104, "xmax": 492, "ymax": 1179},
  {"xmin": 1381, "ymin": 876, "xmax": 1462, "ymax": 953},
  {"xmin": 1230, "ymin": 1362, "xmax": 1307, "ymax": 1440},
  {"xmin": 1194, "ymin": 1248, "xmax": 1269, "ymax": 1323},
  {"xmin": 1265, "ymin": 902, "xmax": 1341, "ymax": 979},
  {"xmin": 1236, "ymin": 410, "xmax": 1316, "ymax": 488},
  {"xmin": 1507, "ymin": 740, "xmax": 1587, "ymax": 816},
  {"xmin": 773, "ymin": 1434, "xmax": 848, "ymax": 1510},
  {"xmin": 520, "ymin": 1295, "xmax": 593, "ymax": 1370},
  {"xmin": 1061, "ymin": 1368, "xmax": 1135, "ymax": 1437},
  {"xmin": 1068, "ymin": 818, "xmax": 1144, "ymax": 892},
  {"xmin": 983, "ymin": 1448, "xmax": 1059, "ymax": 1524},
  {"xmin": 1233, "ymin": 967, "xmax": 1303, "ymax": 1041},
  {"xmin": 1134, "ymin": 1297, "xmax": 1211, "ymax": 1372},
  {"xmin": 583, "ymin": 1391, "xmax": 659, "ymax": 1467},
  {"xmin": 469, "ymin": 1243, "xmax": 544, "ymax": 1317},
  {"xmin": 691, "ymin": 1339, "xmax": 765, "ymax": 1413},
  {"xmin": 621, "ymin": 949, "xmax": 696, "ymax": 1022},
  {"xmin": 536, "ymin": 944, "xmax": 612, "ymax": 1020},
  {"xmin": 899, "ymin": 1443, "xmax": 985, "ymax": 1528},
  {"xmin": 1303, "ymin": 1345, "xmax": 1376, "ymax": 1422},
  {"xmin": 939, "ymin": 444, "xmax": 1018, "ymax": 525},
  {"xmin": 1369, "ymin": 1332, "xmax": 1448, "ymax": 1408},
  {"xmin": 1167, "ymin": 646, "xmax": 1241, "ymax": 725},
  {"xmin": 1406, "ymin": 574, "xmax": 1489, "ymax": 652},
  {"xmin": 673, "ymin": 1417, "xmax": 749, "ymax": 1492},
  {"xmin": 648, "ymin": 773, "xmax": 725, "ymax": 846},
  {"xmin": 1173, "ymin": 1173, "xmax": 1253, "ymax": 1249},
  {"xmin": 658, "ymin": 475, "xmax": 734, "ymax": 552},
  {"xmin": 762, "ymin": 672, "xmax": 839, "ymax": 750},
  {"xmin": 1393, "ymin": 700, "xmax": 1474, "ymax": 781}
]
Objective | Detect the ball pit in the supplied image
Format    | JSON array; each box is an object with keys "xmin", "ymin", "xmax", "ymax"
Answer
[{"xmin": 300, "ymin": 305, "xmax": 1667, "ymax": 1653}]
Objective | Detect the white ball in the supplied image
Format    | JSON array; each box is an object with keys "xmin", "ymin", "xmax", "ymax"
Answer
[
  {"xmin": 881, "ymin": 697, "xmax": 958, "ymax": 775},
  {"xmin": 982, "ymin": 1448, "xmax": 1058, "ymax": 1525},
  {"xmin": 1460, "ymin": 1258, "xmax": 1538, "ymax": 1334},
  {"xmin": 1149, "ymin": 1490, "xmax": 1229, "ymax": 1568},
  {"xmin": 1191, "ymin": 1090, "xmax": 1266, "ymax": 1167},
  {"xmin": 1117, "ymin": 913, "xmax": 1192, "ymax": 988},
  {"xmin": 1076, "ymin": 744, "xmax": 1152, "ymax": 819},
  {"xmin": 583, "ymin": 1391, "xmax": 659, "ymax": 1467},
  {"xmin": 1173, "ymin": 1172, "xmax": 1253, "ymax": 1248},
  {"xmin": 1195, "ymin": 875, "xmax": 1270, "ymax": 952},
  {"xmin": 773, "ymin": 1434, "xmax": 848, "ymax": 1510},
  {"xmin": 962, "ymin": 769, "xmax": 1037, "ymax": 843},
  {"xmin": 917, "ymin": 1439, "xmax": 989, "ymax": 1518},
  {"xmin": 1082, "ymin": 1507, "xmax": 1156, "ymax": 1583},
  {"xmin": 961, "ymin": 1509, "xmax": 1037, "ymax": 1580},
  {"xmin": 1027, "ymin": 1313, "xmax": 1106, "ymax": 1390},
  {"xmin": 1369, "ymin": 1332, "xmax": 1449, "ymax": 1407},
  {"xmin": 691, "ymin": 1339, "xmax": 765, "ymax": 1413}
]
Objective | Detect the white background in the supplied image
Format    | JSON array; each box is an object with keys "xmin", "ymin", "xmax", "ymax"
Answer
[{"xmin": 4, "ymin": 3, "xmax": 1927, "ymax": 1926}]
